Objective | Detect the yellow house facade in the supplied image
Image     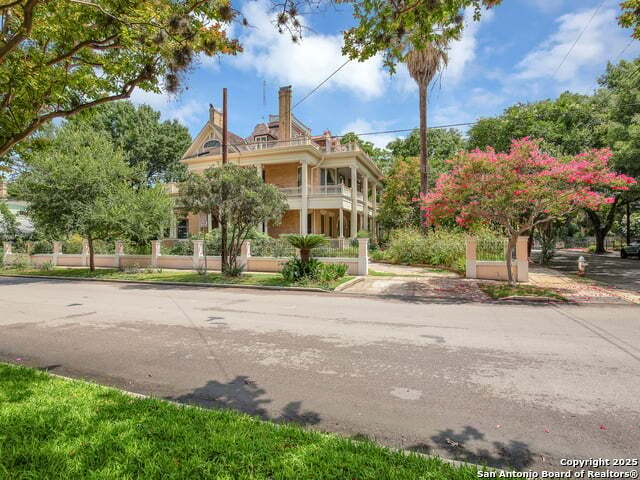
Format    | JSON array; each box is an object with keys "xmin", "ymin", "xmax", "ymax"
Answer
[{"xmin": 171, "ymin": 86, "xmax": 384, "ymax": 240}]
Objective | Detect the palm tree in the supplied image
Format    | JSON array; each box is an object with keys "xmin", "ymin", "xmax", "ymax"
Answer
[
  {"xmin": 286, "ymin": 234, "xmax": 328, "ymax": 265},
  {"xmin": 405, "ymin": 40, "xmax": 449, "ymax": 199}
]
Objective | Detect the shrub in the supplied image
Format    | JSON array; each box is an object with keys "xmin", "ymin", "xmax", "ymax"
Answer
[
  {"xmin": 224, "ymin": 263, "xmax": 245, "ymax": 278},
  {"xmin": 39, "ymin": 261, "xmax": 54, "ymax": 271},
  {"xmin": 317, "ymin": 263, "xmax": 348, "ymax": 282},
  {"xmin": 281, "ymin": 257, "xmax": 321, "ymax": 282},
  {"xmin": 31, "ymin": 239, "xmax": 53, "ymax": 254},
  {"xmin": 62, "ymin": 235, "xmax": 84, "ymax": 254},
  {"xmin": 370, "ymin": 249, "xmax": 387, "ymax": 262},
  {"xmin": 162, "ymin": 240, "xmax": 193, "ymax": 256},
  {"xmin": 385, "ymin": 228, "xmax": 466, "ymax": 272}
]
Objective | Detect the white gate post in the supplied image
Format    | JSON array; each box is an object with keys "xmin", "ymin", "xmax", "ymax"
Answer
[
  {"xmin": 192, "ymin": 239, "xmax": 204, "ymax": 270},
  {"xmin": 357, "ymin": 237, "xmax": 369, "ymax": 276},
  {"xmin": 516, "ymin": 236, "xmax": 529, "ymax": 282},
  {"xmin": 115, "ymin": 241, "xmax": 124, "ymax": 269},
  {"xmin": 52, "ymin": 241, "xmax": 62, "ymax": 266},
  {"xmin": 2, "ymin": 242, "xmax": 11, "ymax": 264},
  {"xmin": 465, "ymin": 237, "xmax": 477, "ymax": 279},
  {"xmin": 81, "ymin": 239, "xmax": 90, "ymax": 267},
  {"xmin": 240, "ymin": 240, "xmax": 250, "ymax": 270},
  {"xmin": 151, "ymin": 240, "xmax": 161, "ymax": 268}
]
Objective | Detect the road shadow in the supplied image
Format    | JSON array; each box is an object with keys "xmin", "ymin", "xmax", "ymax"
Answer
[
  {"xmin": 408, "ymin": 425, "xmax": 533, "ymax": 470},
  {"xmin": 172, "ymin": 375, "xmax": 321, "ymax": 427}
]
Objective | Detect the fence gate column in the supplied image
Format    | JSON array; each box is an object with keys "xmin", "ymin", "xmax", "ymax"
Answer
[
  {"xmin": 2, "ymin": 242, "xmax": 12, "ymax": 263},
  {"xmin": 81, "ymin": 239, "xmax": 89, "ymax": 267},
  {"xmin": 516, "ymin": 236, "xmax": 529, "ymax": 282},
  {"xmin": 357, "ymin": 237, "xmax": 369, "ymax": 276},
  {"xmin": 465, "ymin": 237, "xmax": 477, "ymax": 279},
  {"xmin": 115, "ymin": 241, "xmax": 124, "ymax": 269},
  {"xmin": 240, "ymin": 240, "xmax": 251, "ymax": 270},
  {"xmin": 151, "ymin": 240, "xmax": 161, "ymax": 268},
  {"xmin": 192, "ymin": 240, "xmax": 204, "ymax": 270},
  {"xmin": 52, "ymin": 241, "xmax": 62, "ymax": 266}
]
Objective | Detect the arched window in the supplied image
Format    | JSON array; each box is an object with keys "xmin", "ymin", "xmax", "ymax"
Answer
[{"xmin": 203, "ymin": 139, "xmax": 220, "ymax": 149}]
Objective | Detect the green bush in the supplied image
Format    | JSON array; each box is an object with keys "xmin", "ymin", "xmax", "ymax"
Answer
[
  {"xmin": 317, "ymin": 263, "xmax": 348, "ymax": 282},
  {"xmin": 162, "ymin": 240, "xmax": 193, "ymax": 256},
  {"xmin": 31, "ymin": 239, "xmax": 53, "ymax": 254},
  {"xmin": 62, "ymin": 235, "xmax": 84, "ymax": 254},
  {"xmin": 385, "ymin": 228, "xmax": 466, "ymax": 272},
  {"xmin": 281, "ymin": 257, "xmax": 321, "ymax": 282}
]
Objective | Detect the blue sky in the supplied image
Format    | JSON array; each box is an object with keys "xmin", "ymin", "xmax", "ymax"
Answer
[{"xmin": 131, "ymin": 0, "xmax": 640, "ymax": 148}]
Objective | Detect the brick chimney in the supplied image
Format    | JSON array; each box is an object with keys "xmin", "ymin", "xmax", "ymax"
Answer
[
  {"xmin": 278, "ymin": 86, "xmax": 292, "ymax": 142},
  {"xmin": 209, "ymin": 104, "xmax": 223, "ymax": 128}
]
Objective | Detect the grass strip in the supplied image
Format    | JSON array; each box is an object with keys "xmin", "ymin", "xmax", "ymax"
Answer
[{"xmin": 0, "ymin": 363, "xmax": 479, "ymax": 479}]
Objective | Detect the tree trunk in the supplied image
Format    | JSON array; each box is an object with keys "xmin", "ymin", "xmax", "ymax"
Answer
[
  {"xmin": 220, "ymin": 215, "xmax": 227, "ymax": 274},
  {"xmin": 505, "ymin": 235, "xmax": 517, "ymax": 286},
  {"xmin": 627, "ymin": 202, "xmax": 631, "ymax": 246},
  {"xmin": 88, "ymin": 235, "xmax": 95, "ymax": 272},
  {"xmin": 300, "ymin": 248, "xmax": 310, "ymax": 264},
  {"xmin": 585, "ymin": 198, "xmax": 619, "ymax": 255},
  {"xmin": 418, "ymin": 82, "xmax": 428, "ymax": 197},
  {"xmin": 594, "ymin": 229, "xmax": 607, "ymax": 255}
]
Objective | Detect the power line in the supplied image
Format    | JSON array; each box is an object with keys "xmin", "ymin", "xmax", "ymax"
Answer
[
  {"xmin": 551, "ymin": 0, "xmax": 606, "ymax": 79},
  {"xmin": 292, "ymin": 59, "xmax": 351, "ymax": 109}
]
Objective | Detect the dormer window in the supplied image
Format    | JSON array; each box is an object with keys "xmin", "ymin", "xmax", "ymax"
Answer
[{"xmin": 254, "ymin": 135, "xmax": 269, "ymax": 143}]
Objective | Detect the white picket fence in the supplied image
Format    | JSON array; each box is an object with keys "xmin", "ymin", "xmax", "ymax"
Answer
[{"xmin": 2, "ymin": 238, "xmax": 369, "ymax": 276}]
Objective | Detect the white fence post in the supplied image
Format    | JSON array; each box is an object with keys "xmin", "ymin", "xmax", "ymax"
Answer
[
  {"xmin": 465, "ymin": 236, "xmax": 477, "ymax": 279},
  {"xmin": 52, "ymin": 241, "xmax": 62, "ymax": 266},
  {"xmin": 516, "ymin": 236, "xmax": 529, "ymax": 282},
  {"xmin": 240, "ymin": 240, "xmax": 250, "ymax": 270},
  {"xmin": 357, "ymin": 237, "xmax": 368, "ymax": 276},
  {"xmin": 81, "ymin": 239, "xmax": 89, "ymax": 267},
  {"xmin": 115, "ymin": 241, "xmax": 124, "ymax": 269},
  {"xmin": 2, "ymin": 241, "xmax": 11, "ymax": 263},
  {"xmin": 192, "ymin": 239, "xmax": 204, "ymax": 270},
  {"xmin": 151, "ymin": 240, "xmax": 161, "ymax": 268}
]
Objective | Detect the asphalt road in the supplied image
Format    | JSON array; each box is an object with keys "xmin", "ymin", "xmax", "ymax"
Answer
[
  {"xmin": 1, "ymin": 276, "xmax": 639, "ymax": 471},
  {"xmin": 547, "ymin": 249, "xmax": 640, "ymax": 292}
]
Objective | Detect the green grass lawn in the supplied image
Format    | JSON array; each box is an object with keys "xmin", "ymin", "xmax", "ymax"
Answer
[
  {"xmin": 0, "ymin": 363, "xmax": 478, "ymax": 479},
  {"xmin": 0, "ymin": 267, "xmax": 352, "ymax": 291},
  {"xmin": 479, "ymin": 283, "xmax": 567, "ymax": 301}
]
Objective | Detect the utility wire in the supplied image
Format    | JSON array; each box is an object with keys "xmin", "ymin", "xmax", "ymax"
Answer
[
  {"xmin": 292, "ymin": 59, "xmax": 351, "ymax": 109},
  {"xmin": 551, "ymin": 0, "xmax": 606, "ymax": 79}
]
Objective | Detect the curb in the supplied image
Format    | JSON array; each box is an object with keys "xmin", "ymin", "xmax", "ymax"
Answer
[
  {"xmin": 497, "ymin": 295, "xmax": 566, "ymax": 303},
  {"xmin": 333, "ymin": 276, "xmax": 364, "ymax": 291},
  {"xmin": 0, "ymin": 273, "xmax": 333, "ymax": 294}
]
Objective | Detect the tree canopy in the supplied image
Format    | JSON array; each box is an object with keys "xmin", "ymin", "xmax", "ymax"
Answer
[
  {"xmin": 179, "ymin": 164, "xmax": 287, "ymax": 274},
  {"xmin": 10, "ymin": 125, "xmax": 172, "ymax": 270},
  {"xmin": 340, "ymin": 132, "xmax": 391, "ymax": 172},
  {"xmin": 0, "ymin": 0, "xmax": 240, "ymax": 159},
  {"xmin": 419, "ymin": 138, "xmax": 636, "ymax": 283},
  {"xmin": 378, "ymin": 128, "xmax": 466, "ymax": 231},
  {"xmin": 70, "ymin": 101, "xmax": 191, "ymax": 183}
]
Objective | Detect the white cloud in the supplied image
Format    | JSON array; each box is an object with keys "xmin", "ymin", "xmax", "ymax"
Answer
[
  {"xmin": 527, "ymin": 0, "xmax": 566, "ymax": 13},
  {"xmin": 515, "ymin": 7, "xmax": 640, "ymax": 88},
  {"xmin": 232, "ymin": 0, "xmax": 386, "ymax": 99},
  {"xmin": 341, "ymin": 118, "xmax": 401, "ymax": 149},
  {"xmin": 130, "ymin": 89, "xmax": 207, "ymax": 126}
]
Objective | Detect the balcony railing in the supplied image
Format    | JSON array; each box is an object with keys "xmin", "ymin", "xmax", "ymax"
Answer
[{"xmin": 247, "ymin": 137, "xmax": 319, "ymax": 152}]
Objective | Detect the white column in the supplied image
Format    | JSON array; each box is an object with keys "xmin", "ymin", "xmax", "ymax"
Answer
[
  {"xmin": 207, "ymin": 213, "xmax": 212, "ymax": 232},
  {"xmin": 350, "ymin": 165, "xmax": 358, "ymax": 238},
  {"xmin": 465, "ymin": 237, "xmax": 477, "ymax": 279},
  {"xmin": 169, "ymin": 214, "xmax": 177, "ymax": 238},
  {"xmin": 363, "ymin": 176, "xmax": 369, "ymax": 231},
  {"xmin": 151, "ymin": 240, "xmax": 161, "ymax": 268},
  {"xmin": 192, "ymin": 239, "xmax": 204, "ymax": 270},
  {"xmin": 115, "ymin": 241, "xmax": 124, "ymax": 269},
  {"xmin": 81, "ymin": 239, "xmax": 89, "ymax": 267},
  {"xmin": 372, "ymin": 184, "xmax": 378, "ymax": 241},
  {"xmin": 339, "ymin": 208, "xmax": 344, "ymax": 238},
  {"xmin": 357, "ymin": 237, "xmax": 369, "ymax": 276},
  {"xmin": 52, "ymin": 241, "xmax": 62, "ymax": 267},
  {"xmin": 300, "ymin": 160, "xmax": 308, "ymax": 234},
  {"xmin": 240, "ymin": 240, "xmax": 250, "ymax": 270}
]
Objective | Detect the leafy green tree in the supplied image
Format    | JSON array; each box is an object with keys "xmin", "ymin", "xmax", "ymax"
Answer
[
  {"xmin": 340, "ymin": 132, "xmax": 391, "ymax": 172},
  {"xmin": 180, "ymin": 164, "xmax": 287, "ymax": 275},
  {"xmin": 0, "ymin": 202, "xmax": 18, "ymax": 242},
  {"xmin": 378, "ymin": 128, "xmax": 465, "ymax": 231},
  {"xmin": 10, "ymin": 126, "xmax": 172, "ymax": 270},
  {"xmin": 70, "ymin": 102, "xmax": 191, "ymax": 183},
  {"xmin": 0, "ymin": 0, "xmax": 241, "ymax": 158}
]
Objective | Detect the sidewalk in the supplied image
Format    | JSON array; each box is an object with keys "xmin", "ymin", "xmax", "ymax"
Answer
[{"xmin": 528, "ymin": 266, "xmax": 639, "ymax": 304}]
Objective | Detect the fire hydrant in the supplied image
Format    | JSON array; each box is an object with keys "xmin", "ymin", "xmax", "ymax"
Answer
[{"xmin": 577, "ymin": 256, "xmax": 588, "ymax": 276}]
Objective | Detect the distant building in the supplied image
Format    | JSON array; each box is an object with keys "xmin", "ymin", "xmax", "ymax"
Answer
[
  {"xmin": 167, "ymin": 85, "xmax": 383, "ymax": 240},
  {"xmin": 0, "ymin": 179, "xmax": 33, "ymax": 234}
]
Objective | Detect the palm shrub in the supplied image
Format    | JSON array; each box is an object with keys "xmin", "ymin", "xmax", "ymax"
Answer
[
  {"xmin": 285, "ymin": 234, "xmax": 328, "ymax": 265},
  {"xmin": 281, "ymin": 257, "xmax": 321, "ymax": 282}
]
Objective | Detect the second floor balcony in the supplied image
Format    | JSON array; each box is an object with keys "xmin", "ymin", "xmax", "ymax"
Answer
[{"xmin": 278, "ymin": 184, "xmax": 371, "ymax": 206}]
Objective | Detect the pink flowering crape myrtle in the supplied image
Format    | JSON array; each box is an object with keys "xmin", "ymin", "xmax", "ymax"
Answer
[{"xmin": 418, "ymin": 138, "xmax": 635, "ymax": 284}]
